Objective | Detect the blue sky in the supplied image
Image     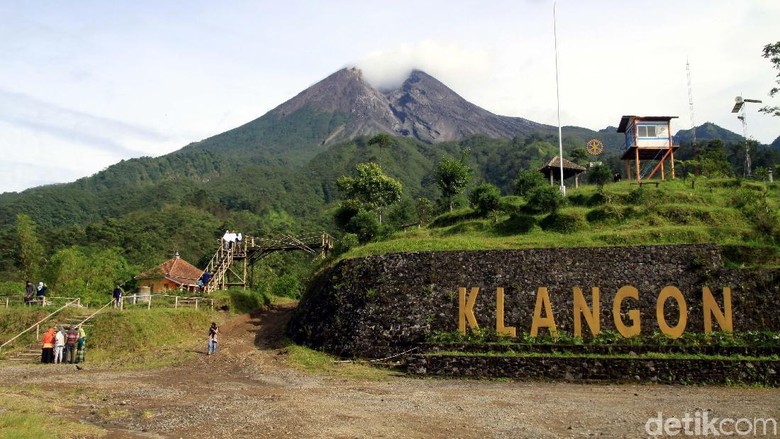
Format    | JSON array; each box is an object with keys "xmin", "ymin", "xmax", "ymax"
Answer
[{"xmin": 2, "ymin": 0, "xmax": 778, "ymax": 193}]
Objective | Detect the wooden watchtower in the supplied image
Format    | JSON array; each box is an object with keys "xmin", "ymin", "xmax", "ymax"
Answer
[{"xmin": 618, "ymin": 115, "xmax": 678, "ymax": 182}]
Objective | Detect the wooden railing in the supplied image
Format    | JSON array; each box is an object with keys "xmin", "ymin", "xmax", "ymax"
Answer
[{"xmin": 0, "ymin": 298, "xmax": 81, "ymax": 352}]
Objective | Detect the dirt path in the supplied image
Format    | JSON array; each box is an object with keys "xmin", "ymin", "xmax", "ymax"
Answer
[{"xmin": 2, "ymin": 304, "xmax": 779, "ymax": 438}]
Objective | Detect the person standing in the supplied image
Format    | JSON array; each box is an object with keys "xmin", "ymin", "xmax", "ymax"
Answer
[
  {"xmin": 53, "ymin": 327, "xmax": 65, "ymax": 364},
  {"xmin": 36, "ymin": 282, "xmax": 48, "ymax": 306},
  {"xmin": 41, "ymin": 326, "xmax": 55, "ymax": 363},
  {"xmin": 24, "ymin": 280, "xmax": 35, "ymax": 305},
  {"xmin": 64, "ymin": 326, "xmax": 78, "ymax": 363},
  {"xmin": 112, "ymin": 284, "xmax": 124, "ymax": 309},
  {"xmin": 207, "ymin": 322, "xmax": 219, "ymax": 355},
  {"xmin": 76, "ymin": 324, "xmax": 87, "ymax": 364}
]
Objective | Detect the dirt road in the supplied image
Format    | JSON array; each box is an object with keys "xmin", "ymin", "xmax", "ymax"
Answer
[{"xmin": 2, "ymin": 303, "xmax": 778, "ymax": 438}]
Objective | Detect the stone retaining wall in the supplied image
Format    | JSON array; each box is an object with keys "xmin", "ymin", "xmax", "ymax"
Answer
[
  {"xmin": 406, "ymin": 354, "xmax": 780, "ymax": 385},
  {"xmin": 287, "ymin": 245, "xmax": 780, "ymax": 359}
]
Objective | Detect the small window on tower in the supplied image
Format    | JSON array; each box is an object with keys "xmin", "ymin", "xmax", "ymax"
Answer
[{"xmin": 638, "ymin": 125, "xmax": 657, "ymax": 137}]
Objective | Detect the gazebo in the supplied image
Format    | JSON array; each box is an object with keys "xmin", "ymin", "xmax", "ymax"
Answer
[{"xmin": 539, "ymin": 156, "xmax": 587, "ymax": 188}]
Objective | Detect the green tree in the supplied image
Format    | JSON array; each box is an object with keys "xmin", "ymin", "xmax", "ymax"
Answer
[
  {"xmin": 368, "ymin": 133, "xmax": 394, "ymax": 166},
  {"xmin": 469, "ymin": 184, "xmax": 502, "ymax": 217},
  {"xmin": 514, "ymin": 169, "xmax": 547, "ymax": 196},
  {"xmin": 435, "ymin": 153, "xmax": 473, "ymax": 212},
  {"xmin": 336, "ymin": 162, "xmax": 402, "ymax": 223},
  {"xmin": 569, "ymin": 148, "xmax": 589, "ymax": 165},
  {"xmin": 415, "ymin": 197, "xmax": 434, "ymax": 226},
  {"xmin": 698, "ymin": 140, "xmax": 734, "ymax": 177},
  {"xmin": 760, "ymin": 41, "xmax": 780, "ymax": 117},
  {"xmin": 15, "ymin": 213, "xmax": 44, "ymax": 282},
  {"xmin": 43, "ymin": 247, "xmax": 132, "ymax": 305},
  {"xmin": 587, "ymin": 164, "xmax": 613, "ymax": 188}
]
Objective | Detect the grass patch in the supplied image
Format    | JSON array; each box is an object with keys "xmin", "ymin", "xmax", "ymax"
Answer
[
  {"xmin": 284, "ymin": 343, "xmax": 392, "ymax": 380},
  {"xmin": 0, "ymin": 388, "xmax": 106, "ymax": 439},
  {"xmin": 84, "ymin": 308, "xmax": 219, "ymax": 368}
]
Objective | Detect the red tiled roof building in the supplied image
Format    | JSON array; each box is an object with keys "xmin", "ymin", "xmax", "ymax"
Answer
[{"xmin": 135, "ymin": 253, "xmax": 204, "ymax": 293}]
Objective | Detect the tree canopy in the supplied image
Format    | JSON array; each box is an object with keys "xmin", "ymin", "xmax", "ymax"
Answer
[
  {"xmin": 435, "ymin": 153, "xmax": 473, "ymax": 212},
  {"xmin": 760, "ymin": 41, "xmax": 780, "ymax": 117}
]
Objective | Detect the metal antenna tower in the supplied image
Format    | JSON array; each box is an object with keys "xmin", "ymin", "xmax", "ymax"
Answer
[
  {"xmin": 686, "ymin": 59, "xmax": 698, "ymax": 175},
  {"xmin": 731, "ymin": 96, "xmax": 763, "ymax": 177}
]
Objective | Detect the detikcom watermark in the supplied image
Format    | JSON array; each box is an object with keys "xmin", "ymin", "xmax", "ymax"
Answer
[{"xmin": 645, "ymin": 411, "xmax": 777, "ymax": 437}]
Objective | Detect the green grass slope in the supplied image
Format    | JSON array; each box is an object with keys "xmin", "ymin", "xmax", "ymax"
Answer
[{"xmin": 343, "ymin": 178, "xmax": 780, "ymax": 267}]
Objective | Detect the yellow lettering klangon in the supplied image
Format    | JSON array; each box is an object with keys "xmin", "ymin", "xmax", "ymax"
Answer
[
  {"xmin": 656, "ymin": 286, "xmax": 688, "ymax": 338},
  {"xmin": 495, "ymin": 287, "xmax": 516, "ymax": 337},
  {"xmin": 613, "ymin": 286, "xmax": 641, "ymax": 337},
  {"xmin": 703, "ymin": 287, "xmax": 733, "ymax": 334},
  {"xmin": 530, "ymin": 287, "xmax": 558, "ymax": 338},
  {"xmin": 573, "ymin": 287, "xmax": 600, "ymax": 337},
  {"xmin": 458, "ymin": 287, "xmax": 480, "ymax": 334}
]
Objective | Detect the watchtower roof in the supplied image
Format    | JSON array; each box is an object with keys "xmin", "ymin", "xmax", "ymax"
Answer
[{"xmin": 617, "ymin": 115, "xmax": 678, "ymax": 133}]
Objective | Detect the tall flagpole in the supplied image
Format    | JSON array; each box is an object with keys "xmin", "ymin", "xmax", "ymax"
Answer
[{"xmin": 553, "ymin": 0, "xmax": 565, "ymax": 195}]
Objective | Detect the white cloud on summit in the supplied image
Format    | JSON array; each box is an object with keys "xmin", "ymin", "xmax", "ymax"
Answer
[{"xmin": 356, "ymin": 40, "xmax": 494, "ymax": 91}]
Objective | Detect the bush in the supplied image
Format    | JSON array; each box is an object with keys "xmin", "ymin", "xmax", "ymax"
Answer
[
  {"xmin": 345, "ymin": 210, "xmax": 381, "ymax": 243},
  {"xmin": 496, "ymin": 214, "xmax": 537, "ymax": 235},
  {"xmin": 526, "ymin": 185, "xmax": 566, "ymax": 213},
  {"xmin": 430, "ymin": 209, "xmax": 481, "ymax": 228},
  {"xmin": 469, "ymin": 183, "xmax": 502, "ymax": 217},
  {"xmin": 333, "ymin": 233, "xmax": 359, "ymax": 255},
  {"xmin": 514, "ymin": 169, "xmax": 547, "ymax": 196},
  {"xmin": 540, "ymin": 210, "xmax": 588, "ymax": 233},
  {"xmin": 271, "ymin": 274, "xmax": 302, "ymax": 299},
  {"xmin": 587, "ymin": 163, "xmax": 613, "ymax": 187},
  {"xmin": 224, "ymin": 288, "xmax": 270, "ymax": 313},
  {"xmin": 586, "ymin": 204, "xmax": 624, "ymax": 224}
]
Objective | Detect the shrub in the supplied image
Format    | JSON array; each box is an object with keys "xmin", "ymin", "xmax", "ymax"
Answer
[
  {"xmin": 514, "ymin": 169, "xmax": 547, "ymax": 196},
  {"xmin": 220, "ymin": 288, "xmax": 270, "ymax": 313},
  {"xmin": 333, "ymin": 233, "xmax": 359, "ymax": 255},
  {"xmin": 526, "ymin": 185, "xmax": 566, "ymax": 213},
  {"xmin": 586, "ymin": 204, "xmax": 624, "ymax": 224},
  {"xmin": 496, "ymin": 214, "xmax": 537, "ymax": 235},
  {"xmin": 469, "ymin": 183, "xmax": 502, "ymax": 217},
  {"xmin": 587, "ymin": 163, "xmax": 613, "ymax": 187},
  {"xmin": 626, "ymin": 187, "xmax": 647, "ymax": 205},
  {"xmin": 430, "ymin": 208, "xmax": 480, "ymax": 228},
  {"xmin": 345, "ymin": 210, "xmax": 381, "ymax": 243},
  {"xmin": 540, "ymin": 210, "xmax": 588, "ymax": 233},
  {"xmin": 272, "ymin": 274, "xmax": 302, "ymax": 298}
]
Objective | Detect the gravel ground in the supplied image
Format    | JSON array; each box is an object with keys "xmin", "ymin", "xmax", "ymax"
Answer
[{"xmin": 2, "ymin": 304, "xmax": 778, "ymax": 438}]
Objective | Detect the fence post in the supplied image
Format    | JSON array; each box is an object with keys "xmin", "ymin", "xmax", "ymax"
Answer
[
  {"xmin": 5, "ymin": 298, "xmax": 8, "ymax": 308},
  {"xmin": 195, "ymin": 298, "xmax": 199, "ymax": 310},
  {"xmin": 148, "ymin": 295, "xmax": 152, "ymax": 310},
  {"xmin": 36, "ymin": 324, "xmax": 40, "ymax": 341},
  {"xmin": 175, "ymin": 296, "xmax": 178, "ymax": 309}
]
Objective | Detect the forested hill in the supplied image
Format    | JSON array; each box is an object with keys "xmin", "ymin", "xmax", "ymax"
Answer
[{"xmin": 0, "ymin": 66, "xmax": 773, "ymax": 277}]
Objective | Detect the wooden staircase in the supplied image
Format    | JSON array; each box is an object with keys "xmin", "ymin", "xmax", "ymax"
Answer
[{"xmin": 203, "ymin": 232, "xmax": 333, "ymax": 293}]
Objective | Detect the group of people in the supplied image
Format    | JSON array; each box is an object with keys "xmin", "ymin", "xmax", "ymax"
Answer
[
  {"xmin": 221, "ymin": 230, "xmax": 242, "ymax": 250},
  {"xmin": 24, "ymin": 280, "xmax": 48, "ymax": 305},
  {"xmin": 41, "ymin": 325, "xmax": 86, "ymax": 364}
]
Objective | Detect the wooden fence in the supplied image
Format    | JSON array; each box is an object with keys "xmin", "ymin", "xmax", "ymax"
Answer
[{"xmin": 0, "ymin": 294, "xmax": 213, "ymax": 311}]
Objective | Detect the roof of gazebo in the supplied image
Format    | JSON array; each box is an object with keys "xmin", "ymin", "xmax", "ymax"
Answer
[{"xmin": 539, "ymin": 156, "xmax": 586, "ymax": 179}]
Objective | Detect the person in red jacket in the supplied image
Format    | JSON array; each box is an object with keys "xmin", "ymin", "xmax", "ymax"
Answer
[{"xmin": 41, "ymin": 326, "xmax": 56, "ymax": 363}]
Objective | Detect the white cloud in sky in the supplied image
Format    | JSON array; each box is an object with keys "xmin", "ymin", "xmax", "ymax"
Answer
[{"xmin": 1, "ymin": 0, "xmax": 778, "ymax": 194}]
